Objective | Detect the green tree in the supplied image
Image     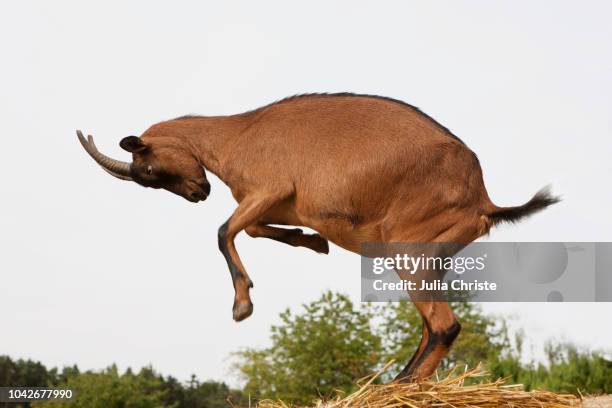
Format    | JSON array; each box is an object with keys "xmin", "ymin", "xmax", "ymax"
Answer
[
  {"xmin": 490, "ymin": 339, "xmax": 612, "ymax": 393},
  {"xmin": 0, "ymin": 356, "xmax": 57, "ymax": 408},
  {"xmin": 34, "ymin": 365, "xmax": 172, "ymax": 408},
  {"xmin": 184, "ymin": 379, "xmax": 247, "ymax": 408},
  {"xmin": 0, "ymin": 356, "xmax": 54, "ymax": 389},
  {"xmin": 233, "ymin": 291, "xmax": 383, "ymax": 404},
  {"xmin": 544, "ymin": 343, "xmax": 612, "ymax": 394},
  {"xmin": 1, "ymin": 354, "xmax": 247, "ymax": 408}
]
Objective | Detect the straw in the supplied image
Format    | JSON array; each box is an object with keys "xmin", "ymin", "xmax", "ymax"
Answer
[{"xmin": 257, "ymin": 364, "xmax": 580, "ymax": 408}]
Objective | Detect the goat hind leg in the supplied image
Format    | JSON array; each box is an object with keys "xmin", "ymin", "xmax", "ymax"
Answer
[
  {"xmin": 245, "ymin": 224, "xmax": 329, "ymax": 254},
  {"xmin": 399, "ymin": 219, "xmax": 483, "ymax": 379},
  {"xmin": 393, "ymin": 322, "xmax": 430, "ymax": 382},
  {"xmin": 396, "ymin": 301, "xmax": 461, "ymax": 381}
]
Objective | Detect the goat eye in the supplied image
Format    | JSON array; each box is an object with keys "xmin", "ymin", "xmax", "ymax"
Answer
[{"xmin": 146, "ymin": 165, "xmax": 153, "ymax": 175}]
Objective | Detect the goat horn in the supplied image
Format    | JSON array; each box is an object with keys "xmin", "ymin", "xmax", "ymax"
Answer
[{"xmin": 76, "ymin": 130, "xmax": 133, "ymax": 181}]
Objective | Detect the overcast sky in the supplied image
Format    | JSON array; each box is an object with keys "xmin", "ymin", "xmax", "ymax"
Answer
[{"xmin": 1, "ymin": 1, "xmax": 611, "ymax": 386}]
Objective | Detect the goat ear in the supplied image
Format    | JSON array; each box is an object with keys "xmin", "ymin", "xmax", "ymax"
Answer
[{"xmin": 120, "ymin": 136, "xmax": 147, "ymax": 153}]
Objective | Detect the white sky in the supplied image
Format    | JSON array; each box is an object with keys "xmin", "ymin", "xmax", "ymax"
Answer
[{"xmin": 1, "ymin": 1, "xmax": 611, "ymax": 386}]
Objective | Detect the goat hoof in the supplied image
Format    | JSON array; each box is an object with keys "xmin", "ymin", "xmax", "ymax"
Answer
[
  {"xmin": 393, "ymin": 373, "xmax": 418, "ymax": 384},
  {"xmin": 314, "ymin": 235, "xmax": 329, "ymax": 254},
  {"xmin": 232, "ymin": 301, "xmax": 253, "ymax": 322}
]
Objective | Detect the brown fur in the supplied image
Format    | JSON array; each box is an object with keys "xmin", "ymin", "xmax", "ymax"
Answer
[{"xmin": 84, "ymin": 93, "xmax": 559, "ymax": 381}]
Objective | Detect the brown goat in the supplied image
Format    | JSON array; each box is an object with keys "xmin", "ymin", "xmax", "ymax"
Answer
[{"xmin": 77, "ymin": 93, "xmax": 558, "ymax": 380}]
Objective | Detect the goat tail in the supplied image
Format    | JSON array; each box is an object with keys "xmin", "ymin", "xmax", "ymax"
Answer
[{"xmin": 486, "ymin": 186, "xmax": 561, "ymax": 227}]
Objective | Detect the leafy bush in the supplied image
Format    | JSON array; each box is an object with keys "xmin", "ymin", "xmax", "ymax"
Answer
[
  {"xmin": 491, "ymin": 341, "xmax": 612, "ymax": 393},
  {"xmin": 233, "ymin": 291, "xmax": 382, "ymax": 404}
]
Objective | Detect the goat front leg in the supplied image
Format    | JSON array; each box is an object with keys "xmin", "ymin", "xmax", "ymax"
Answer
[
  {"xmin": 218, "ymin": 194, "xmax": 285, "ymax": 321},
  {"xmin": 245, "ymin": 224, "xmax": 329, "ymax": 254}
]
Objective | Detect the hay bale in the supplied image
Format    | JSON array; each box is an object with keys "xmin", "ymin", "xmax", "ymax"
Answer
[{"xmin": 257, "ymin": 364, "xmax": 580, "ymax": 408}]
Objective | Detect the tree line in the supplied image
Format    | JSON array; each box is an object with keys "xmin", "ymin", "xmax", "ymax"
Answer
[{"xmin": 0, "ymin": 358, "xmax": 246, "ymax": 408}]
